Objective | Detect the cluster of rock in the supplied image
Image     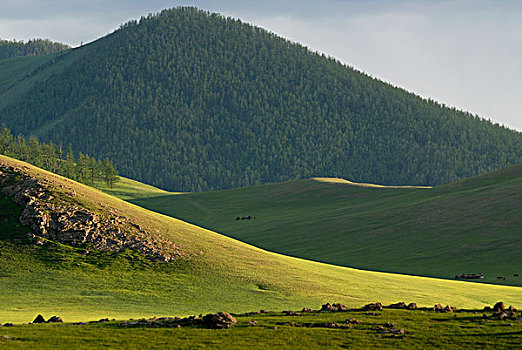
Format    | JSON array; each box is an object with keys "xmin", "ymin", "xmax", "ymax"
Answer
[
  {"xmin": 314, "ymin": 301, "xmax": 419, "ymax": 313},
  {"xmin": 275, "ymin": 313, "xmax": 365, "ymax": 330},
  {"xmin": 346, "ymin": 317, "xmax": 363, "ymax": 324},
  {"xmin": 31, "ymin": 314, "xmax": 63, "ymax": 323},
  {"xmin": 6, "ymin": 301, "xmax": 520, "ymax": 335},
  {"xmin": 117, "ymin": 312, "xmax": 237, "ymax": 329},
  {"xmin": 72, "ymin": 318, "xmax": 113, "ymax": 325},
  {"xmin": 387, "ymin": 302, "xmax": 417, "ymax": 310},
  {"xmin": 320, "ymin": 303, "xmax": 350, "ymax": 312},
  {"xmin": 283, "ymin": 310, "xmax": 301, "ymax": 316},
  {"xmin": 374, "ymin": 322, "xmax": 407, "ymax": 339},
  {"xmin": 0, "ymin": 164, "xmax": 185, "ymax": 261},
  {"xmin": 363, "ymin": 302, "xmax": 383, "ymax": 311},
  {"xmin": 433, "ymin": 304, "xmax": 456, "ymax": 313},
  {"xmin": 299, "ymin": 302, "xmax": 413, "ymax": 338},
  {"xmin": 482, "ymin": 302, "xmax": 519, "ymax": 320},
  {"xmin": 0, "ymin": 335, "xmax": 17, "ymax": 341}
]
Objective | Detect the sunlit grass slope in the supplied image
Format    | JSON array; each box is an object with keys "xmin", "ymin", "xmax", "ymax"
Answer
[
  {"xmin": 97, "ymin": 176, "xmax": 174, "ymax": 200},
  {"xmin": 1, "ymin": 155, "xmax": 520, "ymax": 325},
  {"xmin": 313, "ymin": 177, "xmax": 432, "ymax": 189},
  {"xmin": 121, "ymin": 165, "xmax": 522, "ymax": 287}
]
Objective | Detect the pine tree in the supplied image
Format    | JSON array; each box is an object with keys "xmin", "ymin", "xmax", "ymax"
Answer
[
  {"xmin": 27, "ymin": 136, "xmax": 42, "ymax": 167},
  {"xmin": 0, "ymin": 125, "xmax": 13, "ymax": 154},
  {"xmin": 103, "ymin": 158, "xmax": 118, "ymax": 188},
  {"xmin": 77, "ymin": 152, "xmax": 87, "ymax": 182},
  {"xmin": 0, "ymin": 127, "xmax": 118, "ymax": 186},
  {"xmin": 64, "ymin": 144, "xmax": 75, "ymax": 179}
]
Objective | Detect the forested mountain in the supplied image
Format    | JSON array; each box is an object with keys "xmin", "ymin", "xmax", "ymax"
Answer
[
  {"xmin": 0, "ymin": 7, "xmax": 520, "ymax": 191},
  {"xmin": 0, "ymin": 38, "xmax": 70, "ymax": 60}
]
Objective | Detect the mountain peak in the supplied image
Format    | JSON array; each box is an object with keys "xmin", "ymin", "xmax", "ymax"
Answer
[{"xmin": 0, "ymin": 6, "xmax": 520, "ymax": 191}]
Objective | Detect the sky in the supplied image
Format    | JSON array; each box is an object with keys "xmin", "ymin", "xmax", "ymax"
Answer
[{"xmin": 1, "ymin": 0, "xmax": 521, "ymax": 131}]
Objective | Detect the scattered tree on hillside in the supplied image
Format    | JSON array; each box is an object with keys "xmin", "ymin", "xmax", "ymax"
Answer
[
  {"xmin": 103, "ymin": 158, "xmax": 118, "ymax": 188},
  {"xmin": 0, "ymin": 126, "xmax": 118, "ymax": 187}
]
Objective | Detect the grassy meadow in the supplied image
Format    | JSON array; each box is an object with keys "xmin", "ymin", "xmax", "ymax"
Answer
[
  {"xmin": 0, "ymin": 155, "xmax": 521, "ymax": 326},
  {"xmin": 1, "ymin": 308, "xmax": 521, "ymax": 349},
  {"xmin": 117, "ymin": 165, "xmax": 522, "ymax": 287}
]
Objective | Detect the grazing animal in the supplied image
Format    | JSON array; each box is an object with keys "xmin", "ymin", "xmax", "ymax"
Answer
[
  {"xmin": 513, "ymin": 273, "xmax": 519, "ymax": 277},
  {"xmin": 497, "ymin": 276, "xmax": 506, "ymax": 280},
  {"xmin": 454, "ymin": 273, "xmax": 483, "ymax": 280},
  {"xmin": 236, "ymin": 215, "xmax": 255, "ymax": 221}
]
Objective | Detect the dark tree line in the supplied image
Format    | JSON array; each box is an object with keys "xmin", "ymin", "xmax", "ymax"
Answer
[
  {"xmin": 0, "ymin": 7, "xmax": 520, "ymax": 191},
  {"xmin": 0, "ymin": 126, "xmax": 118, "ymax": 187},
  {"xmin": 0, "ymin": 38, "xmax": 70, "ymax": 60}
]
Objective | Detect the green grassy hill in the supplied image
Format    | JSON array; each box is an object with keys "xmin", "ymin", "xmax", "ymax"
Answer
[
  {"xmin": 1, "ymin": 155, "xmax": 521, "ymax": 325},
  {"xmin": 0, "ymin": 7, "xmax": 521, "ymax": 192},
  {"xmin": 115, "ymin": 165, "xmax": 522, "ymax": 287}
]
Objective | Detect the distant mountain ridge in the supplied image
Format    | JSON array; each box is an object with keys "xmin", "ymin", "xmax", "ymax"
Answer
[
  {"xmin": 0, "ymin": 7, "xmax": 520, "ymax": 191},
  {"xmin": 0, "ymin": 38, "xmax": 70, "ymax": 60}
]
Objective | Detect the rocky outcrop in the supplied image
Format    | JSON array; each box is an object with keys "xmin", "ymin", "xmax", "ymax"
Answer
[
  {"xmin": 481, "ymin": 302, "xmax": 519, "ymax": 320},
  {"xmin": 493, "ymin": 302, "xmax": 505, "ymax": 313},
  {"xmin": 202, "ymin": 312, "xmax": 238, "ymax": 329},
  {"xmin": 47, "ymin": 316, "xmax": 63, "ymax": 323},
  {"xmin": 117, "ymin": 312, "xmax": 237, "ymax": 329},
  {"xmin": 363, "ymin": 302, "xmax": 383, "ymax": 311},
  {"xmin": 406, "ymin": 303, "xmax": 417, "ymax": 310},
  {"xmin": 0, "ymin": 164, "xmax": 185, "ymax": 261},
  {"xmin": 387, "ymin": 302, "xmax": 407, "ymax": 309},
  {"xmin": 320, "ymin": 303, "xmax": 349, "ymax": 312},
  {"xmin": 434, "ymin": 304, "xmax": 455, "ymax": 313},
  {"xmin": 30, "ymin": 315, "xmax": 63, "ymax": 324},
  {"xmin": 32, "ymin": 315, "xmax": 46, "ymax": 324},
  {"xmin": 386, "ymin": 302, "xmax": 417, "ymax": 310}
]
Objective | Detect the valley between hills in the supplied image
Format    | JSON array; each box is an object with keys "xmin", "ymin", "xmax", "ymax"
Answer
[
  {"xmin": 0, "ymin": 155, "xmax": 521, "ymax": 348},
  {"xmin": 111, "ymin": 164, "xmax": 522, "ymax": 287}
]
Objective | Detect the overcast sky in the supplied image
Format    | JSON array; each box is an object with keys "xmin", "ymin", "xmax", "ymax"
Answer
[{"xmin": 1, "ymin": 0, "xmax": 521, "ymax": 131}]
